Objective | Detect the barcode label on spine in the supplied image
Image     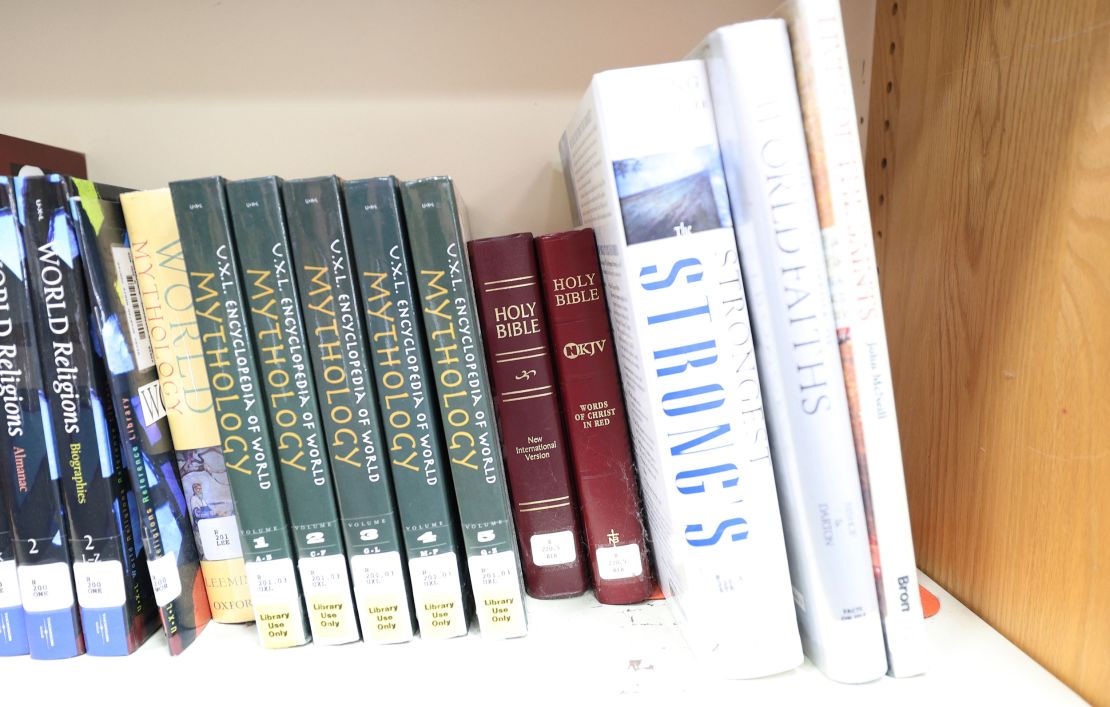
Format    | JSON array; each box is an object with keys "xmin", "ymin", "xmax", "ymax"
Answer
[{"xmin": 111, "ymin": 245, "xmax": 155, "ymax": 371}]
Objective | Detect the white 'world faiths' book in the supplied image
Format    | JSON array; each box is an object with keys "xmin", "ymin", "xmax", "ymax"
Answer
[
  {"xmin": 776, "ymin": 0, "xmax": 927, "ymax": 678},
  {"xmin": 561, "ymin": 59, "xmax": 802, "ymax": 679},
  {"xmin": 695, "ymin": 21, "xmax": 888, "ymax": 683}
]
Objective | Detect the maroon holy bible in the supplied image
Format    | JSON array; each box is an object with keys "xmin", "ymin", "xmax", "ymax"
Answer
[
  {"xmin": 468, "ymin": 232, "xmax": 588, "ymax": 599},
  {"xmin": 535, "ymin": 228, "xmax": 652, "ymax": 605}
]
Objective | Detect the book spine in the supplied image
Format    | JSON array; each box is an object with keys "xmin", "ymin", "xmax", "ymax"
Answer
[
  {"xmin": 700, "ymin": 22, "xmax": 886, "ymax": 682},
  {"xmin": 21, "ymin": 175, "xmax": 154, "ymax": 656},
  {"xmin": 561, "ymin": 61, "xmax": 801, "ymax": 677},
  {"xmin": 122, "ymin": 187, "xmax": 253, "ymax": 624},
  {"xmin": 401, "ymin": 176, "xmax": 527, "ymax": 638},
  {"xmin": 779, "ymin": 0, "xmax": 926, "ymax": 677},
  {"xmin": 534, "ymin": 227, "xmax": 653, "ymax": 605},
  {"xmin": 283, "ymin": 176, "xmax": 413, "ymax": 644},
  {"xmin": 70, "ymin": 179, "xmax": 211, "ymax": 655},
  {"xmin": 227, "ymin": 176, "xmax": 360, "ymax": 645},
  {"xmin": 0, "ymin": 482, "xmax": 29, "ymax": 655},
  {"xmin": 468, "ymin": 233, "xmax": 588, "ymax": 599},
  {"xmin": 344, "ymin": 177, "xmax": 469, "ymax": 639},
  {"xmin": 170, "ymin": 176, "xmax": 309, "ymax": 649},
  {"xmin": 0, "ymin": 176, "xmax": 79, "ymax": 659},
  {"xmin": 3, "ymin": 174, "xmax": 84, "ymax": 657},
  {"xmin": 0, "ymin": 187, "xmax": 25, "ymax": 656}
]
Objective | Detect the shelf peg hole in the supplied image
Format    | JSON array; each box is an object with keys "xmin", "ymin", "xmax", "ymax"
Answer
[
  {"xmin": 884, "ymin": 119, "xmax": 891, "ymax": 131},
  {"xmin": 879, "ymin": 194, "xmax": 886, "ymax": 206},
  {"xmin": 881, "ymin": 158, "xmax": 888, "ymax": 169},
  {"xmin": 890, "ymin": 42, "xmax": 896, "ymax": 54},
  {"xmin": 886, "ymin": 81, "xmax": 893, "ymax": 94},
  {"xmin": 892, "ymin": 2, "xmax": 898, "ymax": 15}
]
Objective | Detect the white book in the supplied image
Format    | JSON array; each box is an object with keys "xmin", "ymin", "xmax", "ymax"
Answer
[
  {"xmin": 696, "ymin": 21, "xmax": 888, "ymax": 683},
  {"xmin": 561, "ymin": 60, "xmax": 802, "ymax": 679},
  {"xmin": 775, "ymin": 0, "xmax": 927, "ymax": 677}
]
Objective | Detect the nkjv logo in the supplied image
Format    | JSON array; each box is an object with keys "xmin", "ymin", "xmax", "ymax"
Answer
[{"xmin": 563, "ymin": 339, "xmax": 606, "ymax": 359}]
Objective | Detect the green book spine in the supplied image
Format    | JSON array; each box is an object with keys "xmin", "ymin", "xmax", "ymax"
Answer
[
  {"xmin": 344, "ymin": 177, "xmax": 469, "ymax": 639},
  {"xmin": 284, "ymin": 176, "xmax": 414, "ymax": 644},
  {"xmin": 399, "ymin": 177, "xmax": 527, "ymax": 638},
  {"xmin": 170, "ymin": 176, "xmax": 310, "ymax": 649},
  {"xmin": 226, "ymin": 176, "xmax": 360, "ymax": 645}
]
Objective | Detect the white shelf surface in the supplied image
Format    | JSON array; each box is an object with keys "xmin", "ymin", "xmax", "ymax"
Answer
[{"xmin": 4, "ymin": 572, "xmax": 1082, "ymax": 705}]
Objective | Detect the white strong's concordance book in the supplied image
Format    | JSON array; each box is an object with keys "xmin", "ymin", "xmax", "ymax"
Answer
[
  {"xmin": 695, "ymin": 21, "xmax": 887, "ymax": 683},
  {"xmin": 776, "ymin": 0, "xmax": 927, "ymax": 678},
  {"xmin": 561, "ymin": 59, "xmax": 802, "ymax": 679}
]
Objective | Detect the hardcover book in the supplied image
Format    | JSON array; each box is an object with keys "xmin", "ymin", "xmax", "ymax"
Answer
[
  {"xmin": 534, "ymin": 227, "xmax": 653, "ymax": 605},
  {"xmin": 71, "ymin": 178, "xmax": 212, "ymax": 655},
  {"xmin": 0, "ymin": 176, "xmax": 84, "ymax": 660},
  {"xmin": 560, "ymin": 60, "xmax": 802, "ymax": 677},
  {"xmin": 468, "ymin": 233, "xmax": 588, "ymax": 599},
  {"xmin": 401, "ymin": 176, "xmax": 527, "ymax": 639},
  {"xmin": 696, "ymin": 21, "xmax": 887, "ymax": 682},
  {"xmin": 227, "ymin": 176, "xmax": 360, "ymax": 645},
  {"xmin": 344, "ymin": 176, "xmax": 469, "ymax": 639},
  {"xmin": 121, "ymin": 187, "xmax": 253, "ymax": 624},
  {"xmin": 0, "ymin": 483, "xmax": 29, "ymax": 656},
  {"xmin": 284, "ymin": 176, "xmax": 414, "ymax": 644},
  {"xmin": 775, "ymin": 0, "xmax": 927, "ymax": 677},
  {"xmin": 21, "ymin": 175, "xmax": 157, "ymax": 656},
  {"xmin": 170, "ymin": 176, "xmax": 310, "ymax": 649},
  {"xmin": 0, "ymin": 134, "xmax": 86, "ymax": 179}
]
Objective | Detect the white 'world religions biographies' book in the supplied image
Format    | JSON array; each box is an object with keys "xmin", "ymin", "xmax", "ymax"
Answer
[{"xmin": 695, "ymin": 20, "xmax": 888, "ymax": 683}]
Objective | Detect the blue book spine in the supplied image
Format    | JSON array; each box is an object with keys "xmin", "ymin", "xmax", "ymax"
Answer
[
  {"xmin": 0, "ymin": 179, "xmax": 29, "ymax": 657},
  {"xmin": 0, "ymin": 480, "xmax": 29, "ymax": 656},
  {"xmin": 0, "ymin": 175, "xmax": 84, "ymax": 659},
  {"xmin": 19, "ymin": 175, "xmax": 156, "ymax": 656}
]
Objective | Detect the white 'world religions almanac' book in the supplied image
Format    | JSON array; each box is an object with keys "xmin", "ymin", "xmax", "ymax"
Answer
[
  {"xmin": 561, "ymin": 59, "xmax": 803, "ymax": 678},
  {"xmin": 776, "ymin": 0, "xmax": 927, "ymax": 678},
  {"xmin": 695, "ymin": 20, "xmax": 888, "ymax": 683}
]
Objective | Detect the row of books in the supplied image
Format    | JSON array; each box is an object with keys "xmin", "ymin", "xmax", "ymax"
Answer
[
  {"xmin": 0, "ymin": 159, "xmax": 671, "ymax": 653},
  {"xmin": 557, "ymin": 0, "xmax": 925, "ymax": 685},
  {"xmin": 0, "ymin": 0, "xmax": 926, "ymax": 685}
]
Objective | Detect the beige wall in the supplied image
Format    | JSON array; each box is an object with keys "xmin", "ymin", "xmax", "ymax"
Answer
[{"xmin": 4, "ymin": 0, "xmax": 874, "ymax": 238}]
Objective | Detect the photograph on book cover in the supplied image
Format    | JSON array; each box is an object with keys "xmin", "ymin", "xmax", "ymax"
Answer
[
  {"xmin": 179, "ymin": 445, "xmax": 236, "ymax": 561},
  {"xmin": 613, "ymin": 145, "xmax": 731, "ymax": 245}
]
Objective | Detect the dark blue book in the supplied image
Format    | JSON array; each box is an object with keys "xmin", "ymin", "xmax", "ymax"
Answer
[
  {"xmin": 0, "ymin": 175, "xmax": 85, "ymax": 659},
  {"xmin": 18, "ymin": 175, "xmax": 158, "ymax": 656},
  {"xmin": 71, "ymin": 179, "xmax": 211, "ymax": 654}
]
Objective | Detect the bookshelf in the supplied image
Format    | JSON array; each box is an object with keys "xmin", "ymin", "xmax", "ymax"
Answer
[
  {"xmin": 867, "ymin": 1, "xmax": 1110, "ymax": 703},
  {"xmin": 2, "ymin": 574, "xmax": 1084, "ymax": 704},
  {"xmin": 1, "ymin": 0, "xmax": 1099, "ymax": 702}
]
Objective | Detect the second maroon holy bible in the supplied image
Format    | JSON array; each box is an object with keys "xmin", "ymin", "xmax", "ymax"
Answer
[{"xmin": 535, "ymin": 228, "xmax": 652, "ymax": 605}]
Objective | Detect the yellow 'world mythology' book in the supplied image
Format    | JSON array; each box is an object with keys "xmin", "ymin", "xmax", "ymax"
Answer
[{"xmin": 121, "ymin": 188, "xmax": 253, "ymax": 623}]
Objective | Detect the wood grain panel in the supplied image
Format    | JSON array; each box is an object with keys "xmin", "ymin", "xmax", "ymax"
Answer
[{"xmin": 865, "ymin": 1, "xmax": 1110, "ymax": 703}]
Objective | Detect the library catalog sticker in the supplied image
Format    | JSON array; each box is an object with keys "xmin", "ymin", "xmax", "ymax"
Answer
[
  {"xmin": 147, "ymin": 552, "xmax": 183, "ymax": 606},
  {"xmin": 0, "ymin": 560, "xmax": 21, "ymax": 608},
  {"xmin": 530, "ymin": 530, "xmax": 577, "ymax": 567},
  {"xmin": 299, "ymin": 554, "xmax": 358, "ymax": 645},
  {"xmin": 17, "ymin": 562, "xmax": 75, "ymax": 613},
  {"xmin": 246, "ymin": 558, "xmax": 306, "ymax": 648},
  {"xmin": 409, "ymin": 552, "xmax": 466, "ymax": 639},
  {"xmin": 111, "ymin": 245, "xmax": 155, "ymax": 371},
  {"xmin": 137, "ymin": 379, "xmax": 167, "ymax": 425},
  {"xmin": 197, "ymin": 515, "xmax": 243, "ymax": 561},
  {"xmin": 596, "ymin": 543, "xmax": 644, "ymax": 580},
  {"xmin": 73, "ymin": 560, "xmax": 126, "ymax": 609},
  {"xmin": 351, "ymin": 552, "xmax": 414, "ymax": 644},
  {"xmin": 468, "ymin": 551, "xmax": 526, "ymax": 639}
]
